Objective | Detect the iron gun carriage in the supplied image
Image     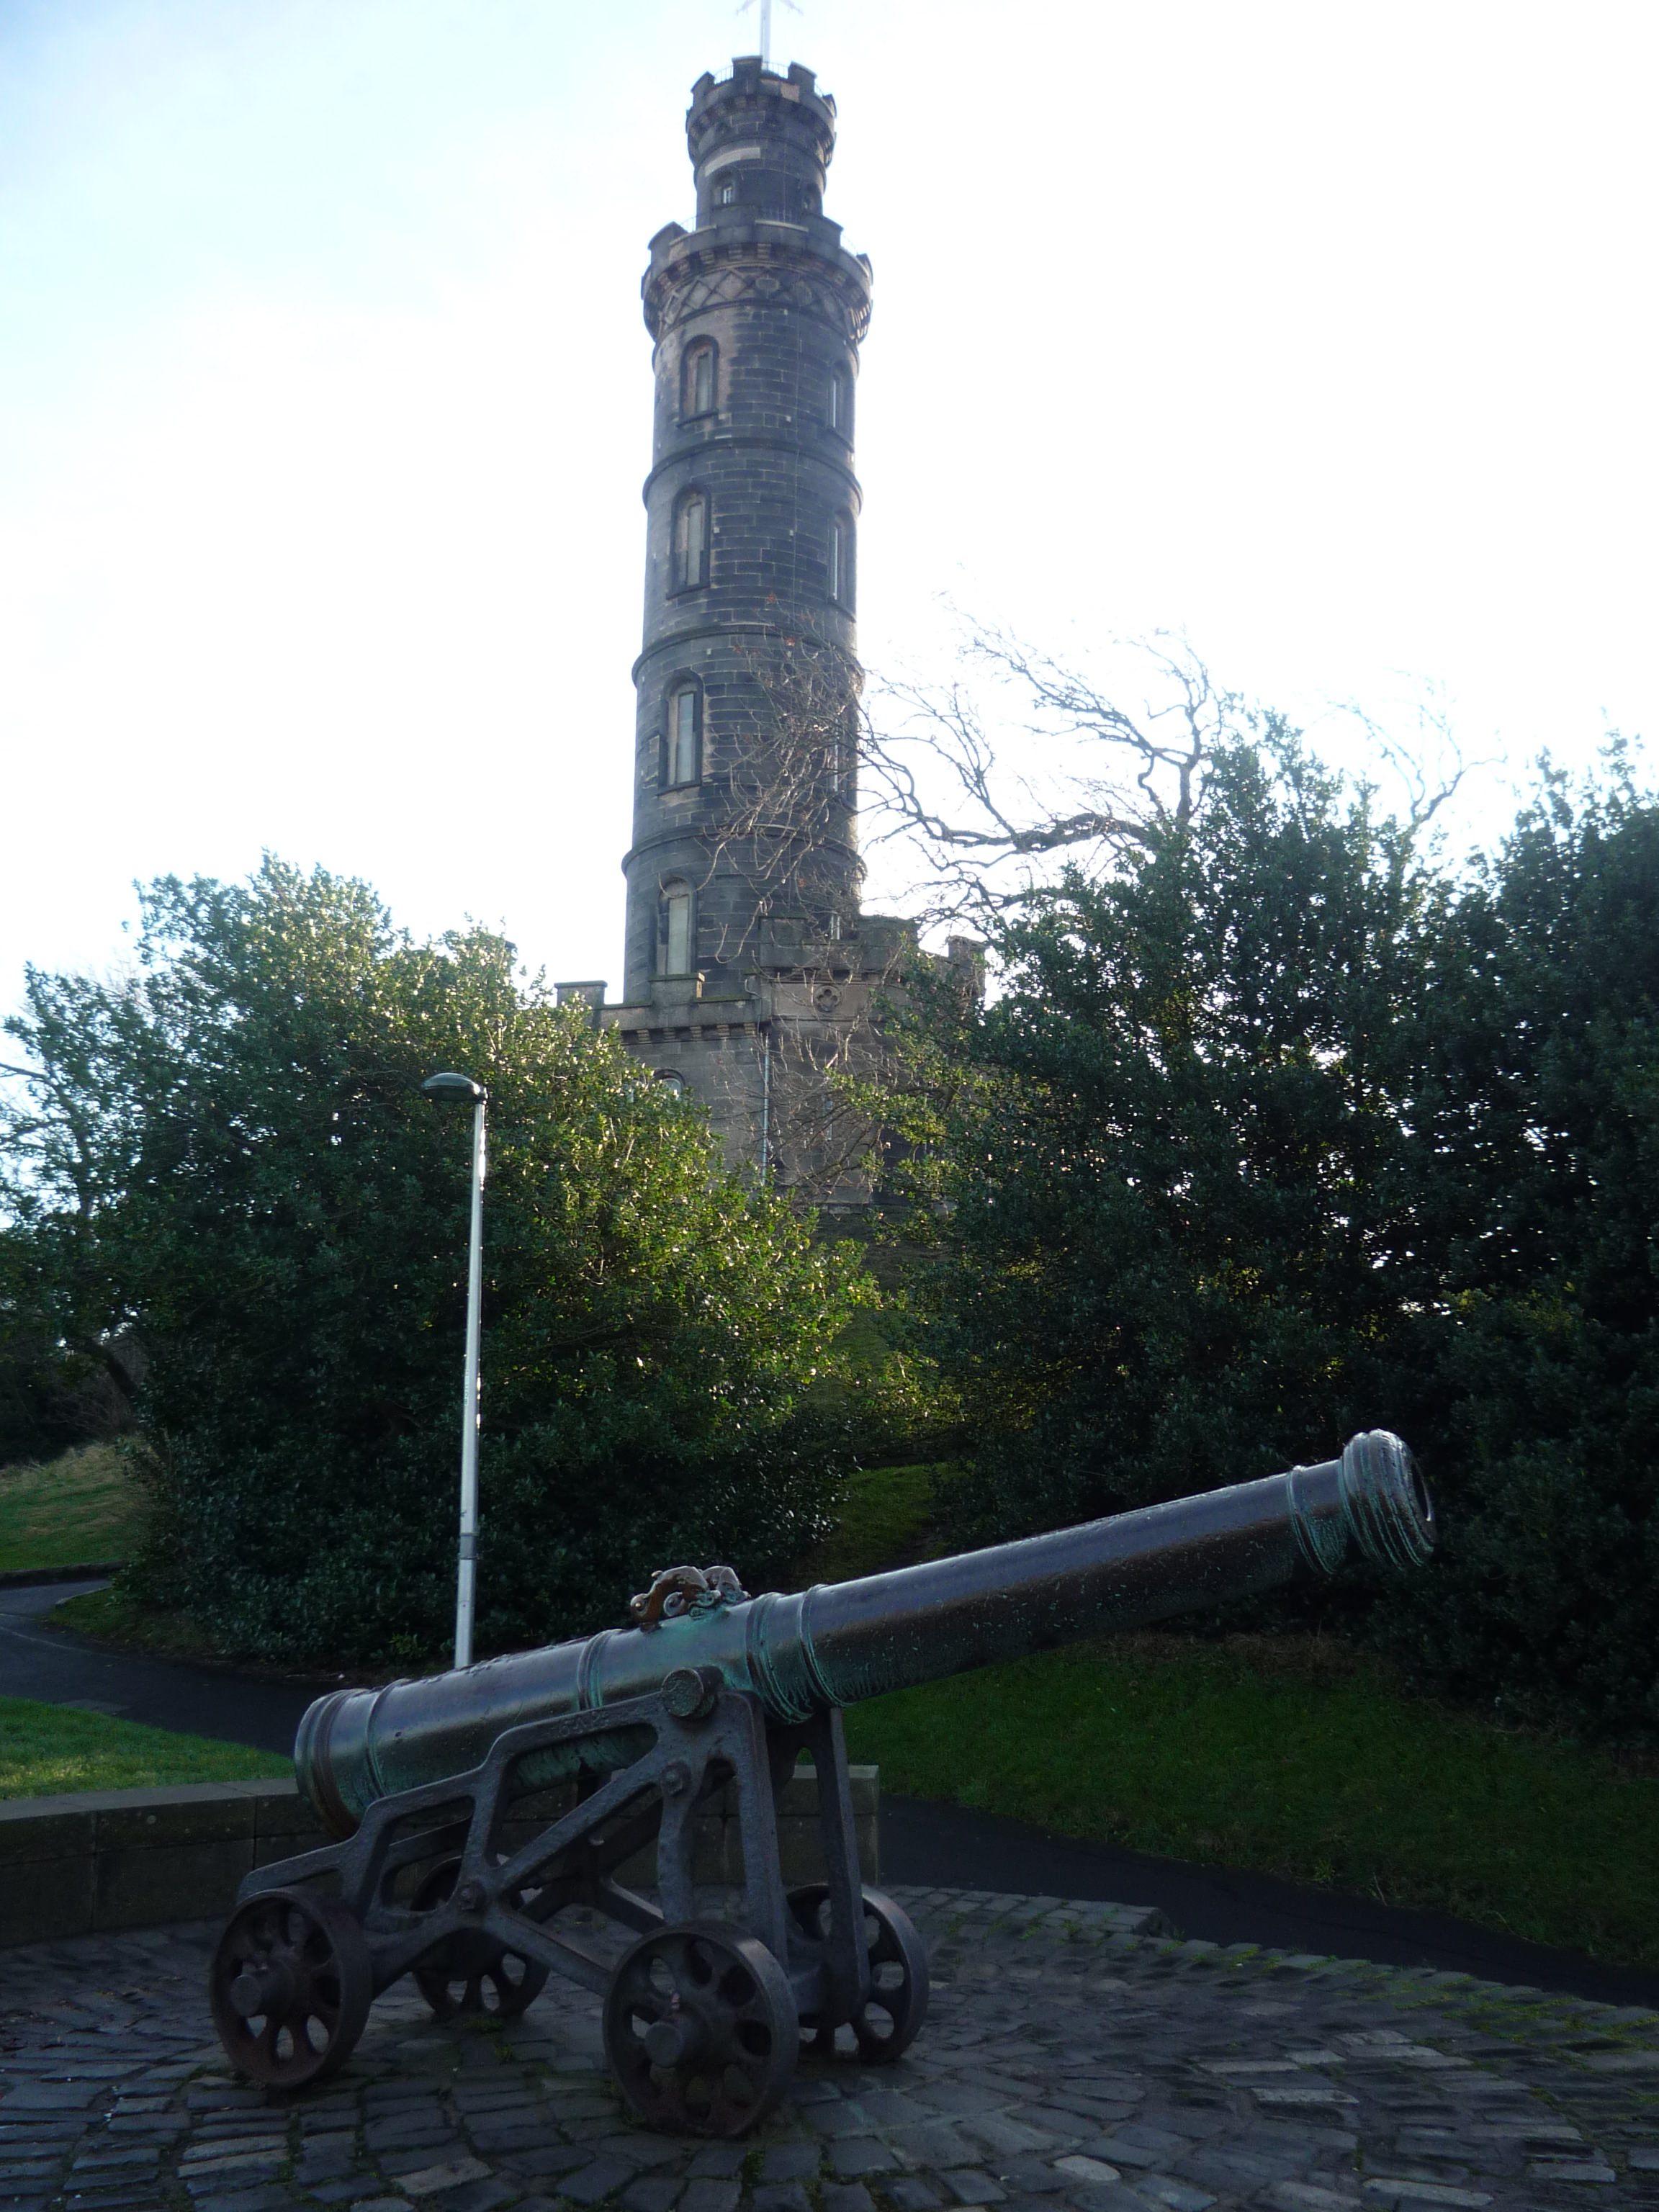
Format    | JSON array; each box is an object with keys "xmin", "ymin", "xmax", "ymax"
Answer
[{"xmin": 210, "ymin": 1431, "xmax": 1433, "ymax": 2131}]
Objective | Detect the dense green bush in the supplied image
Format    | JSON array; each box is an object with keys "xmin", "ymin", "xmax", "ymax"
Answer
[
  {"xmin": 1383, "ymin": 765, "xmax": 1659, "ymax": 1727},
  {"xmin": 873, "ymin": 742, "xmax": 1659, "ymax": 1734},
  {"xmin": 0, "ymin": 861, "xmax": 868, "ymax": 1665}
]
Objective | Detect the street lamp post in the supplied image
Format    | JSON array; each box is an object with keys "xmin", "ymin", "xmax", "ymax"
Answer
[{"xmin": 421, "ymin": 1071, "xmax": 487, "ymax": 1668}]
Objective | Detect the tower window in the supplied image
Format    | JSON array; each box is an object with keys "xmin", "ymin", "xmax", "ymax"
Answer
[
  {"xmin": 666, "ymin": 683, "xmax": 701, "ymax": 786},
  {"xmin": 828, "ymin": 364, "xmax": 851, "ymax": 436},
  {"xmin": 660, "ymin": 885, "xmax": 693, "ymax": 976},
  {"xmin": 829, "ymin": 515, "xmax": 853, "ymax": 608},
  {"xmin": 674, "ymin": 491, "xmax": 708, "ymax": 590},
  {"xmin": 716, "ymin": 177, "xmax": 738, "ymax": 206},
  {"xmin": 683, "ymin": 341, "xmax": 716, "ymax": 418}
]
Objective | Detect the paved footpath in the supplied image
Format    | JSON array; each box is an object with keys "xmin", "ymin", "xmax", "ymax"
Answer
[{"xmin": 4, "ymin": 1891, "xmax": 1658, "ymax": 2212}]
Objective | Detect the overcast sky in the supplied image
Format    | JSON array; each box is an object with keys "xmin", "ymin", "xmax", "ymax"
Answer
[{"xmin": 2, "ymin": 0, "xmax": 1654, "ymax": 1014}]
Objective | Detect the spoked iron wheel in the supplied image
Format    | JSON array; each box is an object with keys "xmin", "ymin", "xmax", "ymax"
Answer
[
  {"xmin": 788, "ymin": 1883, "xmax": 930, "ymax": 2063},
  {"xmin": 210, "ymin": 1887, "xmax": 372, "ymax": 2089},
  {"xmin": 409, "ymin": 1857, "xmax": 549, "ymax": 2023},
  {"xmin": 604, "ymin": 1920, "xmax": 798, "ymax": 2137}
]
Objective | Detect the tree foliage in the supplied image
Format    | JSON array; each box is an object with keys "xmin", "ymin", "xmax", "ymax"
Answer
[
  {"xmin": 871, "ymin": 736, "xmax": 1659, "ymax": 1734},
  {"xmin": 0, "ymin": 860, "xmax": 868, "ymax": 1665}
]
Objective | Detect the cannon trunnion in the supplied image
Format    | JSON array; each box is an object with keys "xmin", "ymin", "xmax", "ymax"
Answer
[{"xmin": 210, "ymin": 1432, "xmax": 1432, "ymax": 2131}]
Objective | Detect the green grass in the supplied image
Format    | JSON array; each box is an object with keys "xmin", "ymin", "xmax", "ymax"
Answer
[
  {"xmin": 793, "ymin": 1462, "xmax": 943, "ymax": 1584},
  {"xmin": 0, "ymin": 1694, "xmax": 289, "ymax": 1799},
  {"xmin": 842, "ymin": 1631, "xmax": 1659, "ymax": 1968},
  {"xmin": 0, "ymin": 1442, "xmax": 147, "ymax": 1573},
  {"xmin": 47, "ymin": 1582, "xmax": 216, "ymax": 1659}
]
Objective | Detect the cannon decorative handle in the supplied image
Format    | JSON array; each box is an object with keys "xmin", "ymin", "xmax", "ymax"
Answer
[{"xmin": 210, "ymin": 1431, "xmax": 1431, "ymax": 2131}]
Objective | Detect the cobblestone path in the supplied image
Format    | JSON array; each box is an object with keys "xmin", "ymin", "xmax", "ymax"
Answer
[{"xmin": 4, "ymin": 1889, "xmax": 1657, "ymax": 2212}]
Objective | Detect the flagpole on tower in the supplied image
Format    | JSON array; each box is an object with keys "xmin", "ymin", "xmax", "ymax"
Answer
[{"xmin": 737, "ymin": 0, "xmax": 799, "ymax": 72}]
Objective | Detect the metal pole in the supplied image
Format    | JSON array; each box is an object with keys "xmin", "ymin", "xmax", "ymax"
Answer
[
  {"xmin": 455, "ymin": 1094, "xmax": 486, "ymax": 1668},
  {"xmin": 759, "ymin": 1026, "xmax": 770, "ymax": 1184}
]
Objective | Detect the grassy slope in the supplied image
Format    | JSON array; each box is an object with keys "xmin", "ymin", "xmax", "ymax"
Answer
[
  {"xmin": 793, "ymin": 1462, "xmax": 940, "ymax": 1584},
  {"xmin": 0, "ymin": 1696, "xmax": 289, "ymax": 1799},
  {"xmin": 48, "ymin": 1583, "xmax": 216, "ymax": 1660},
  {"xmin": 0, "ymin": 1443, "xmax": 146, "ymax": 1572},
  {"xmin": 822, "ymin": 1464, "xmax": 1659, "ymax": 1967}
]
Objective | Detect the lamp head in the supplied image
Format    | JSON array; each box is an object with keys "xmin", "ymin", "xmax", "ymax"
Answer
[{"xmin": 421, "ymin": 1071, "xmax": 485, "ymax": 1104}]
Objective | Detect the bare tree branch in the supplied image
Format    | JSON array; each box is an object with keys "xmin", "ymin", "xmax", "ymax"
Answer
[
  {"xmin": 857, "ymin": 624, "xmax": 1240, "ymax": 935},
  {"xmin": 858, "ymin": 619, "xmax": 1469, "ymax": 938}
]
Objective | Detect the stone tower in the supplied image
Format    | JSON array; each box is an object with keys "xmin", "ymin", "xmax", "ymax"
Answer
[{"xmin": 599, "ymin": 57, "xmax": 904, "ymax": 1202}]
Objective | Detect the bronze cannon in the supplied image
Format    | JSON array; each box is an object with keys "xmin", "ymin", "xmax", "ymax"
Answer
[{"xmin": 210, "ymin": 1431, "xmax": 1434, "ymax": 2131}]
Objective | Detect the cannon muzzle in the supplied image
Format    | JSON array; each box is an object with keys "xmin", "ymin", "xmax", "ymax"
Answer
[{"xmin": 297, "ymin": 1429, "xmax": 1431, "ymax": 1838}]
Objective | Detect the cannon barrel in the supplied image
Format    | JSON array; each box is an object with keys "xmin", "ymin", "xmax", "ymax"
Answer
[{"xmin": 297, "ymin": 1430, "xmax": 1432, "ymax": 1837}]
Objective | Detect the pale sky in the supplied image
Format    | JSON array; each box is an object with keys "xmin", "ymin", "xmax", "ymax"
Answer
[{"xmin": 2, "ymin": 0, "xmax": 1655, "ymax": 1014}]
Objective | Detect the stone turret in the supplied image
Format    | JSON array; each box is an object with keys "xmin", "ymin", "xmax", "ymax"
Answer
[{"xmin": 598, "ymin": 57, "xmax": 903, "ymax": 1202}]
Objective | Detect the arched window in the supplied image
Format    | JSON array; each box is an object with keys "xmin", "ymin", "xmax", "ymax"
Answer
[
  {"xmin": 827, "ymin": 364, "xmax": 851, "ymax": 437},
  {"xmin": 829, "ymin": 514, "xmax": 853, "ymax": 608},
  {"xmin": 665, "ymin": 682, "xmax": 701, "ymax": 787},
  {"xmin": 674, "ymin": 491, "xmax": 708, "ymax": 590},
  {"xmin": 683, "ymin": 341, "xmax": 716, "ymax": 419},
  {"xmin": 655, "ymin": 1069, "xmax": 686, "ymax": 1097},
  {"xmin": 660, "ymin": 883, "xmax": 693, "ymax": 976}
]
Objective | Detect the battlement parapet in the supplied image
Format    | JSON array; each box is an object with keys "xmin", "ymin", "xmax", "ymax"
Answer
[{"xmin": 642, "ymin": 218, "xmax": 873, "ymax": 343}]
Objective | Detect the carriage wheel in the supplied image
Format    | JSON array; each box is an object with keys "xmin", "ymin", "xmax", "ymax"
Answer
[
  {"xmin": 605, "ymin": 1920, "xmax": 797, "ymax": 2136},
  {"xmin": 210, "ymin": 1887, "xmax": 372, "ymax": 2089},
  {"xmin": 788, "ymin": 1883, "xmax": 930, "ymax": 2063}
]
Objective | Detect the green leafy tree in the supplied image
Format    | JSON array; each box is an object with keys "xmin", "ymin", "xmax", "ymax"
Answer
[
  {"xmin": 871, "ymin": 735, "xmax": 1659, "ymax": 1732},
  {"xmin": 1385, "ymin": 754, "xmax": 1659, "ymax": 1727},
  {"xmin": 874, "ymin": 733, "xmax": 1455, "ymax": 1532},
  {"xmin": 0, "ymin": 860, "xmax": 868, "ymax": 1665}
]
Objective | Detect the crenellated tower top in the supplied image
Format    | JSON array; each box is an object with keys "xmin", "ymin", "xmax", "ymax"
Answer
[
  {"xmin": 642, "ymin": 60, "xmax": 872, "ymax": 353},
  {"xmin": 688, "ymin": 59, "xmax": 837, "ymax": 228}
]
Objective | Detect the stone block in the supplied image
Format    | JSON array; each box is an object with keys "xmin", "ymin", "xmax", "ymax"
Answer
[
  {"xmin": 830, "ymin": 2141, "xmax": 898, "ymax": 2178},
  {"xmin": 938, "ymin": 2177, "xmax": 1006, "ymax": 2207},
  {"xmin": 0, "ymin": 1848, "xmax": 95, "ymax": 1946},
  {"xmin": 93, "ymin": 1785, "xmax": 258, "ymax": 1853},
  {"xmin": 760, "ymin": 2147, "xmax": 819, "ymax": 2182},
  {"xmin": 678, "ymin": 2183, "xmax": 740, "ymax": 2212},
  {"xmin": 0, "ymin": 1796, "xmax": 97, "ymax": 1869},
  {"xmin": 245, "ymin": 1781, "xmax": 328, "ymax": 1853},
  {"xmin": 621, "ymin": 2181, "xmax": 684, "ymax": 2212},
  {"xmin": 94, "ymin": 1838, "xmax": 254, "ymax": 1931}
]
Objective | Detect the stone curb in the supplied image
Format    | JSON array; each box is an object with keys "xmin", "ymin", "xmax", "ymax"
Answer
[
  {"xmin": 0, "ymin": 1562, "xmax": 120, "ymax": 1588},
  {"xmin": 0, "ymin": 1766, "xmax": 880, "ymax": 1948},
  {"xmin": 896, "ymin": 1885, "xmax": 1659, "ymax": 2031}
]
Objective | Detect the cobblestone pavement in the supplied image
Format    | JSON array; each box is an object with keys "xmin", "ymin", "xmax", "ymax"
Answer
[{"xmin": 4, "ymin": 1889, "xmax": 1658, "ymax": 2212}]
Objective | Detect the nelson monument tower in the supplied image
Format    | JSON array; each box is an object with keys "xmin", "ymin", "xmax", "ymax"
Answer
[{"xmin": 574, "ymin": 55, "xmax": 914, "ymax": 1205}]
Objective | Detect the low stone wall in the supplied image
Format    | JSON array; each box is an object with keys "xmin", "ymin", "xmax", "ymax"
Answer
[{"xmin": 0, "ymin": 1764, "xmax": 878, "ymax": 1948}]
